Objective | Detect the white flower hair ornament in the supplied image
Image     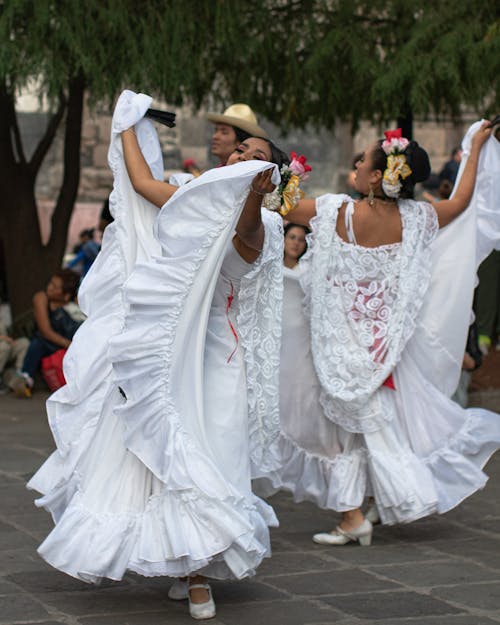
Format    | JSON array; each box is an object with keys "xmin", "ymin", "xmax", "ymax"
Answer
[{"xmin": 381, "ymin": 128, "xmax": 412, "ymax": 198}]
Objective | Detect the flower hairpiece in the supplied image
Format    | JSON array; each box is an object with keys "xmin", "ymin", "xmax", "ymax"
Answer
[
  {"xmin": 381, "ymin": 128, "xmax": 412, "ymax": 198},
  {"xmin": 264, "ymin": 152, "xmax": 312, "ymax": 215}
]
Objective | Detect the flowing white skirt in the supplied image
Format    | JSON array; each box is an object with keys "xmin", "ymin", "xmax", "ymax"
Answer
[
  {"xmin": 254, "ymin": 267, "xmax": 500, "ymax": 525},
  {"xmin": 29, "ymin": 245, "xmax": 278, "ymax": 583},
  {"xmin": 27, "ymin": 93, "xmax": 283, "ymax": 582}
]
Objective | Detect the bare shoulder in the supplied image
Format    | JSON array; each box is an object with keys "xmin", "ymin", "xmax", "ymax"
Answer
[
  {"xmin": 33, "ymin": 290, "xmax": 48, "ymax": 306},
  {"xmin": 335, "ymin": 200, "xmax": 351, "ymax": 241}
]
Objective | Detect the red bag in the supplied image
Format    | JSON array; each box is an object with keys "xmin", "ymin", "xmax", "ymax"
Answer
[{"xmin": 41, "ymin": 349, "xmax": 67, "ymax": 391}]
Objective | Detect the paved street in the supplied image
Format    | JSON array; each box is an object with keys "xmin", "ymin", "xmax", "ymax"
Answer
[{"xmin": 1, "ymin": 391, "xmax": 500, "ymax": 625}]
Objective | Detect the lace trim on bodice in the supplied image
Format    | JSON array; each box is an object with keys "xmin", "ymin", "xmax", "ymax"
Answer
[{"xmin": 301, "ymin": 194, "xmax": 438, "ymax": 433}]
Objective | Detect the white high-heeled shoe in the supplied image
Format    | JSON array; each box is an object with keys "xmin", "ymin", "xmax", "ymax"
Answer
[
  {"xmin": 365, "ymin": 503, "xmax": 381, "ymax": 525},
  {"xmin": 313, "ymin": 519, "xmax": 373, "ymax": 546},
  {"xmin": 168, "ymin": 578, "xmax": 188, "ymax": 600},
  {"xmin": 188, "ymin": 583, "xmax": 216, "ymax": 620}
]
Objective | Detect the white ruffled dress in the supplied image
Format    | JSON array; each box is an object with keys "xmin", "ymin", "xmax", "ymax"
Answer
[
  {"xmin": 256, "ymin": 125, "xmax": 500, "ymax": 525},
  {"xmin": 28, "ymin": 91, "xmax": 284, "ymax": 583}
]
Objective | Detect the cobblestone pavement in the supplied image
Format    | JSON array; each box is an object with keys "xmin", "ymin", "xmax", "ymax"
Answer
[{"xmin": 1, "ymin": 392, "xmax": 500, "ymax": 625}]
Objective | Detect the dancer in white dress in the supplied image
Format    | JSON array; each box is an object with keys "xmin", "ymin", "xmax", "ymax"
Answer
[
  {"xmin": 28, "ymin": 91, "xmax": 287, "ymax": 620},
  {"xmin": 256, "ymin": 121, "xmax": 500, "ymax": 546}
]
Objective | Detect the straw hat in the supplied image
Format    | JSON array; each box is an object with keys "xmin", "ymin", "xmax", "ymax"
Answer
[{"xmin": 207, "ymin": 103, "xmax": 268, "ymax": 138}]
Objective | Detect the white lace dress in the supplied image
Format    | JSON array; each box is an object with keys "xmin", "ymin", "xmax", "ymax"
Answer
[
  {"xmin": 27, "ymin": 90, "xmax": 284, "ymax": 583},
  {"xmin": 256, "ymin": 176, "xmax": 500, "ymax": 524}
]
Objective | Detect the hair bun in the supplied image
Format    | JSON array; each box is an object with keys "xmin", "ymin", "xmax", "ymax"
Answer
[{"xmin": 406, "ymin": 141, "xmax": 431, "ymax": 183}]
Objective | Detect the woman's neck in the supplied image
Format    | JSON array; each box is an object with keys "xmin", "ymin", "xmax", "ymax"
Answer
[
  {"xmin": 361, "ymin": 194, "xmax": 397, "ymax": 207},
  {"xmin": 284, "ymin": 255, "xmax": 298, "ymax": 269}
]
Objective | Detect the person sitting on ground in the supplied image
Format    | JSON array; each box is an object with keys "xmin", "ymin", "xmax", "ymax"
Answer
[
  {"xmin": 439, "ymin": 146, "xmax": 462, "ymax": 185},
  {"xmin": 0, "ymin": 320, "xmax": 29, "ymax": 395},
  {"xmin": 12, "ymin": 269, "xmax": 84, "ymax": 396},
  {"xmin": 422, "ymin": 178, "xmax": 453, "ymax": 204},
  {"xmin": 67, "ymin": 228, "xmax": 101, "ymax": 278},
  {"xmin": 207, "ymin": 103, "xmax": 268, "ymax": 165}
]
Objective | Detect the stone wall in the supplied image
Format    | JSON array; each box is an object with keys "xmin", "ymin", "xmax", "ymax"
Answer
[{"xmin": 24, "ymin": 103, "xmax": 477, "ymax": 206}]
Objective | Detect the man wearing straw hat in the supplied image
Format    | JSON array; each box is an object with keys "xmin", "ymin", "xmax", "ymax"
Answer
[{"xmin": 207, "ymin": 103, "xmax": 268, "ymax": 166}]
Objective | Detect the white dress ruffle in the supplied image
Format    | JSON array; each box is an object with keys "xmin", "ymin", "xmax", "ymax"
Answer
[
  {"xmin": 255, "ymin": 129, "xmax": 500, "ymax": 524},
  {"xmin": 28, "ymin": 90, "xmax": 284, "ymax": 583}
]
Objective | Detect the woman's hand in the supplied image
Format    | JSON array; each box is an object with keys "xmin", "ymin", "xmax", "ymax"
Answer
[
  {"xmin": 434, "ymin": 119, "xmax": 493, "ymax": 228},
  {"xmin": 250, "ymin": 169, "xmax": 276, "ymax": 196},
  {"xmin": 471, "ymin": 120, "xmax": 493, "ymax": 150}
]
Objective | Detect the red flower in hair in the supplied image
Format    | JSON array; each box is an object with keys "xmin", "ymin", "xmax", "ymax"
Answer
[
  {"xmin": 289, "ymin": 152, "xmax": 312, "ymax": 177},
  {"xmin": 384, "ymin": 128, "xmax": 403, "ymax": 141}
]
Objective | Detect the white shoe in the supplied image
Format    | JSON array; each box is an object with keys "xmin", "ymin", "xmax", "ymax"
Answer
[
  {"xmin": 168, "ymin": 578, "xmax": 188, "ymax": 600},
  {"xmin": 365, "ymin": 504, "xmax": 381, "ymax": 525},
  {"xmin": 313, "ymin": 519, "xmax": 373, "ymax": 546},
  {"xmin": 188, "ymin": 583, "xmax": 216, "ymax": 620}
]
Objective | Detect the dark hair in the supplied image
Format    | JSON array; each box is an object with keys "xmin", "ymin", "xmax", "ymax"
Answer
[
  {"xmin": 53, "ymin": 269, "xmax": 80, "ymax": 300},
  {"xmin": 263, "ymin": 139, "xmax": 290, "ymax": 169},
  {"xmin": 79, "ymin": 228, "xmax": 95, "ymax": 239},
  {"xmin": 372, "ymin": 140, "xmax": 431, "ymax": 199},
  {"xmin": 233, "ymin": 136, "xmax": 289, "ymax": 168},
  {"xmin": 351, "ymin": 152, "xmax": 363, "ymax": 170},
  {"xmin": 284, "ymin": 222, "xmax": 310, "ymax": 259},
  {"xmin": 438, "ymin": 179, "xmax": 453, "ymax": 200},
  {"xmin": 234, "ymin": 127, "xmax": 252, "ymax": 143}
]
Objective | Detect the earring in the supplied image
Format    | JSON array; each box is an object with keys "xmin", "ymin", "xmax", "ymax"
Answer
[{"xmin": 367, "ymin": 185, "xmax": 374, "ymax": 206}]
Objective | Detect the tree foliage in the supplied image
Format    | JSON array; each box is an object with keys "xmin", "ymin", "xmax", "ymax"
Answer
[{"xmin": 0, "ymin": 0, "xmax": 499, "ymax": 317}]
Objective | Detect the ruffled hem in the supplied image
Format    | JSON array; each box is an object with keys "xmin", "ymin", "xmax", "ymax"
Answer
[
  {"xmin": 33, "ymin": 484, "xmax": 276, "ymax": 583},
  {"xmin": 255, "ymin": 408, "xmax": 500, "ymax": 525},
  {"xmin": 254, "ymin": 432, "xmax": 368, "ymax": 512},
  {"xmin": 424, "ymin": 408, "xmax": 500, "ymax": 513},
  {"xmin": 30, "ymin": 384, "xmax": 278, "ymax": 582}
]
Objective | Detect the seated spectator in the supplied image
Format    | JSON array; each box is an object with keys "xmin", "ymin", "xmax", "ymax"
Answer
[
  {"xmin": 0, "ymin": 320, "xmax": 29, "ymax": 394},
  {"xmin": 67, "ymin": 228, "xmax": 100, "ymax": 278},
  {"xmin": 439, "ymin": 147, "xmax": 462, "ymax": 184},
  {"xmin": 11, "ymin": 269, "xmax": 84, "ymax": 397},
  {"xmin": 422, "ymin": 178, "xmax": 453, "ymax": 204}
]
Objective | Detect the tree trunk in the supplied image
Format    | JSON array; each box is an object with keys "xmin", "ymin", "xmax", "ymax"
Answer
[
  {"xmin": 0, "ymin": 75, "xmax": 85, "ymax": 322},
  {"xmin": 397, "ymin": 109, "xmax": 413, "ymax": 141},
  {"xmin": 0, "ymin": 172, "xmax": 48, "ymax": 321}
]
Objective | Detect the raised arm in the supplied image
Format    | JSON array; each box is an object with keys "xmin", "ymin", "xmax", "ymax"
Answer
[
  {"xmin": 121, "ymin": 128, "xmax": 178, "ymax": 209},
  {"xmin": 283, "ymin": 198, "xmax": 317, "ymax": 226},
  {"xmin": 233, "ymin": 169, "xmax": 275, "ymax": 263},
  {"xmin": 433, "ymin": 121, "xmax": 492, "ymax": 228}
]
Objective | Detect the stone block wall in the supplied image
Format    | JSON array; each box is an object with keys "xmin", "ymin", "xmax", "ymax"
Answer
[{"xmin": 22, "ymin": 102, "xmax": 478, "ymax": 206}]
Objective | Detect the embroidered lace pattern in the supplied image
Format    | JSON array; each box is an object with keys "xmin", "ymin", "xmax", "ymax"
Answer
[
  {"xmin": 238, "ymin": 209, "xmax": 284, "ymax": 473},
  {"xmin": 301, "ymin": 194, "xmax": 438, "ymax": 433}
]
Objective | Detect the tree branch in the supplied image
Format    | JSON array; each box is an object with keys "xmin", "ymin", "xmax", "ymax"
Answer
[
  {"xmin": 28, "ymin": 93, "xmax": 67, "ymax": 177},
  {"xmin": 48, "ymin": 73, "xmax": 85, "ymax": 251},
  {"xmin": 0, "ymin": 81, "xmax": 26, "ymax": 166},
  {"xmin": 10, "ymin": 104, "xmax": 26, "ymax": 166}
]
